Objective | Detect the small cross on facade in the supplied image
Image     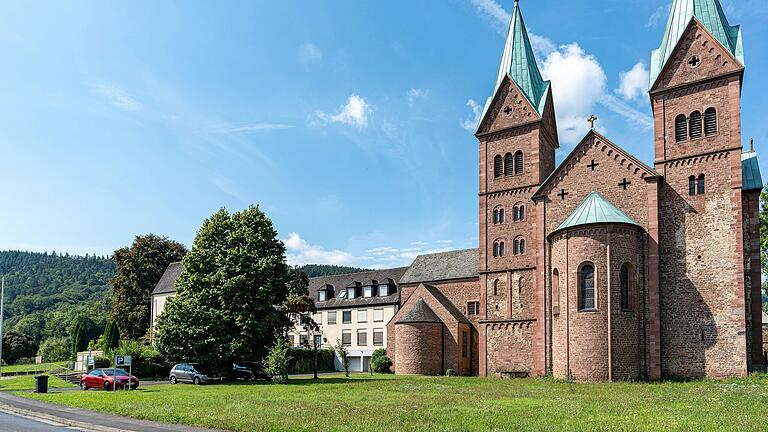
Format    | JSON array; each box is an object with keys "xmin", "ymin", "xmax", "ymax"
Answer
[
  {"xmin": 503, "ymin": 106, "xmax": 513, "ymax": 115},
  {"xmin": 587, "ymin": 160, "xmax": 599, "ymax": 171},
  {"xmin": 588, "ymin": 114, "xmax": 598, "ymax": 129},
  {"xmin": 558, "ymin": 189, "xmax": 569, "ymax": 200},
  {"xmin": 619, "ymin": 178, "xmax": 632, "ymax": 190}
]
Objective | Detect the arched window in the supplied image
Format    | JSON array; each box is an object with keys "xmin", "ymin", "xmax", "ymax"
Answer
[
  {"xmin": 552, "ymin": 269, "xmax": 560, "ymax": 315},
  {"xmin": 493, "ymin": 241, "xmax": 499, "ymax": 257},
  {"xmin": 688, "ymin": 175, "xmax": 696, "ymax": 196},
  {"xmin": 494, "ymin": 155, "xmax": 503, "ymax": 178},
  {"xmin": 493, "ymin": 208, "xmax": 499, "ymax": 224},
  {"xmin": 689, "ymin": 111, "xmax": 702, "ymax": 139},
  {"xmin": 704, "ymin": 108, "xmax": 717, "ymax": 136},
  {"xmin": 519, "ymin": 205, "xmax": 525, "ymax": 221},
  {"xmin": 579, "ymin": 264, "xmax": 595, "ymax": 311},
  {"xmin": 493, "ymin": 279, "xmax": 498, "ymax": 296},
  {"xmin": 513, "ymin": 239, "xmax": 519, "ymax": 255},
  {"xmin": 499, "ymin": 208, "xmax": 505, "ymax": 224},
  {"xmin": 514, "ymin": 151, "xmax": 524, "ymax": 175},
  {"xmin": 675, "ymin": 114, "xmax": 688, "ymax": 142},
  {"xmin": 620, "ymin": 264, "xmax": 630, "ymax": 311},
  {"xmin": 520, "ymin": 239, "xmax": 525, "ymax": 254},
  {"xmin": 697, "ymin": 174, "xmax": 705, "ymax": 195},
  {"xmin": 499, "ymin": 241, "xmax": 505, "ymax": 257},
  {"xmin": 513, "ymin": 206, "xmax": 519, "ymax": 222},
  {"xmin": 504, "ymin": 153, "xmax": 514, "ymax": 176}
]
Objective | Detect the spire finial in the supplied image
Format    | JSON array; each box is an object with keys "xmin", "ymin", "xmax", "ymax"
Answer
[
  {"xmin": 588, "ymin": 114, "xmax": 598, "ymax": 129},
  {"xmin": 750, "ymin": 137, "xmax": 754, "ymax": 152}
]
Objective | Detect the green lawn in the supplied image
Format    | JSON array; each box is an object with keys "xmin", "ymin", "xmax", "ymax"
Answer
[
  {"xmin": 0, "ymin": 375, "xmax": 75, "ymax": 391},
  {"xmin": 18, "ymin": 373, "xmax": 768, "ymax": 431},
  {"xmin": 0, "ymin": 362, "xmax": 68, "ymax": 374}
]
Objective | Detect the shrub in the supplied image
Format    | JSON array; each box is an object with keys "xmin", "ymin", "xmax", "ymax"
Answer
[
  {"xmin": 38, "ymin": 337, "xmax": 71, "ymax": 362},
  {"xmin": 2, "ymin": 331, "xmax": 38, "ymax": 365},
  {"xmin": 108, "ymin": 340, "xmax": 172, "ymax": 378},
  {"xmin": 445, "ymin": 369, "xmax": 457, "ymax": 377},
  {"xmin": 334, "ymin": 339, "xmax": 350, "ymax": 377},
  {"xmin": 372, "ymin": 354, "xmax": 393, "ymax": 374},
  {"xmin": 287, "ymin": 348, "xmax": 335, "ymax": 374},
  {"xmin": 265, "ymin": 337, "xmax": 292, "ymax": 384},
  {"xmin": 371, "ymin": 348, "xmax": 386, "ymax": 363},
  {"xmin": 94, "ymin": 356, "xmax": 111, "ymax": 368}
]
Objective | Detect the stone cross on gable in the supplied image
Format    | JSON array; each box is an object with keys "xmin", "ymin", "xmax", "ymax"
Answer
[{"xmin": 588, "ymin": 114, "xmax": 598, "ymax": 129}]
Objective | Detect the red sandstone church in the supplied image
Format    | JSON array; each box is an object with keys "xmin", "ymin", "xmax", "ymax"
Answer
[{"xmin": 386, "ymin": 0, "xmax": 764, "ymax": 381}]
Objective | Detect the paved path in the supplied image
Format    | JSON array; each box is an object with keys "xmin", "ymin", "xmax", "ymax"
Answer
[
  {"xmin": 0, "ymin": 392, "xmax": 220, "ymax": 432},
  {"xmin": 0, "ymin": 410, "xmax": 86, "ymax": 431}
]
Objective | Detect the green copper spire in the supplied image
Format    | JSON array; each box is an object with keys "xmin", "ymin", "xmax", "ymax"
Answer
[
  {"xmin": 493, "ymin": 0, "xmax": 549, "ymax": 115},
  {"xmin": 650, "ymin": 0, "xmax": 743, "ymax": 87}
]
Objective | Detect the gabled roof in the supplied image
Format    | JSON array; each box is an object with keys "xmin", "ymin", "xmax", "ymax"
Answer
[
  {"xmin": 152, "ymin": 262, "xmax": 183, "ymax": 295},
  {"xmin": 399, "ymin": 249, "xmax": 478, "ymax": 285},
  {"xmin": 533, "ymin": 130, "xmax": 659, "ymax": 199},
  {"xmin": 477, "ymin": 0, "xmax": 549, "ymax": 131},
  {"xmin": 552, "ymin": 192, "xmax": 640, "ymax": 235},
  {"xmin": 310, "ymin": 267, "xmax": 409, "ymax": 310},
  {"xmin": 741, "ymin": 150, "xmax": 763, "ymax": 192},
  {"xmin": 650, "ymin": 0, "xmax": 743, "ymax": 87},
  {"xmin": 395, "ymin": 298, "xmax": 442, "ymax": 324}
]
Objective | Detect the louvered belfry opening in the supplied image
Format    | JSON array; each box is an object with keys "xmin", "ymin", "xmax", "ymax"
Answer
[
  {"xmin": 689, "ymin": 111, "xmax": 703, "ymax": 139},
  {"xmin": 675, "ymin": 114, "xmax": 688, "ymax": 142},
  {"xmin": 514, "ymin": 151, "xmax": 523, "ymax": 175},
  {"xmin": 494, "ymin": 155, "xmax": 503, "ymax": 178},
  {"xmin": 704, "ymin": 108, "xmax": 717, "ymax": 136},
  {"xmin": 504, "ymin": 153, "xmax": 514, "ymax": 176}
]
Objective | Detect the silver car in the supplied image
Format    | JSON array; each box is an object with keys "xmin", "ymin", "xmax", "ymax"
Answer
[{"xmin": 169, "ymin": 363, "xmax": 222, "ymax": 385}]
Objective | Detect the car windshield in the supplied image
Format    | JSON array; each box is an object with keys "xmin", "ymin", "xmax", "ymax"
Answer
[{"xmin": 103, "ymin": 369, "xmax": 129, "ymax": 377}]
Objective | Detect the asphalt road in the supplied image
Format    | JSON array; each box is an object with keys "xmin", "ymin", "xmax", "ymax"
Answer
[{"xmin": 0, "ymin": 410, "xmax": 84, "ymax": 431}]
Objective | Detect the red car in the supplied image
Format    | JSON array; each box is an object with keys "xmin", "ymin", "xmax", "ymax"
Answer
[{"xmin": 80, "ymin": 368, "xmax": 140, "ymax": 391}]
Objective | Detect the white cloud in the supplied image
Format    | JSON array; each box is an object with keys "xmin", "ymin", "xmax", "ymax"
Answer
[
  {"xmin": 228, "ymin": 123, "xmax": 294, "ymax": 133},
  {"xmin": 461, "ymin": 99, "xmax": 483, "ymax": 132},
  {"xmin": 92, "ymin": 83, "xmax": 142, "ymax": 111},
  {"xmin": 599, "ymin": 94, "xmax": 654, "ymax": 130},
  {"xmin": 407, "ymin": 88, "xmax": 431, "ymax": 107},
  {"xmin": 284, "ymin": 233, "xmax": 358, "ymax": 267},
  {"xmin": 315, "ymin": 94, "xmax": 372, "ymax": 130},
  {"xmin": 647, "ymin": 4, "xmax": 671, "ymax": 28},
  {"xmin": 616, "ymin": 62, "xmax": 649, "ymax": 101},
  {"xmin": 298, "ymin": 43, "xmax": 322, "ymax": 64}
]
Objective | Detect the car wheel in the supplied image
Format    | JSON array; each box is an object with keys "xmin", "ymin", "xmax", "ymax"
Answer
[
  {"xmin": 193, "ymin": 377, "xmax": 201, "ymax": 385},
  {"xmin": 249, "ymin": 373, "xmax": 256, "ymax": 381},
  {"xmin": 103, "ymin": 381, "xmax": 112, "ymax": 391},
  {"xmin": 80, "ymin": 381, "xmax": 88, "ymax": 391},
  {"xmin": 170, "ymin": 376, "xmax": 177, "ymax": 385}
]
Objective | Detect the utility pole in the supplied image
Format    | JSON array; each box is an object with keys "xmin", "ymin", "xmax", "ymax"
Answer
[{"xmin": 0, "ymin": 277, "xmax": 5, "ymax": 376}]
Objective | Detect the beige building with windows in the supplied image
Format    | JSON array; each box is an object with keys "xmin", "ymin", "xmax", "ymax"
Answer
[
  {"xmin": 289, "ymin": 268, "xmax": 408, "ymax": 372},
  {"xmin": 149, "ymin": 262, "xmax": 183, "ymax": 344}
]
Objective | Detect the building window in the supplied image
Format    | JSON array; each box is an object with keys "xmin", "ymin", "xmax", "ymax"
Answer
[
  {"xmin": 504, "ymin": 152, "xmax": 514, "ymax": 176},
  {"xmin": 314, "ymin": 335, "xmax": 323, "ymax": 348},
  {"xmin": 347, "ymin": 287, "xmax": 356, "ymax": 299},
  {"xmin": 675, "ymin": 114, "xmax": 688, "ymax": 142},
  {"xmin": 688, "ymin": 175, "xmax": 696, "ymax": 196},
  {"xmin": 319, "ymin": 291, "xmax": 327, "ymax": 302},
  {"xmin": 373, "ymin": 308, "xmax": 384, "ymax": 322},
  {"xmin": 493, "ymin": 207, "xmax": 505, "ymax": 224},
  {"xmin": 357, "ymin": 309, "xmax": 367, "ymax": 323},
  {"xmin": 494, "ymin": 155, "xmax": 503, "ymax": 178},
  {"xmin": 493, "ymin": 279, "xmax": 498, "ymax": 296},
  {"xmin": 704, "ymin": 107, "xmax": 717, "ymax": 136},
  {"xmin": 689, "ymin": 111, "xmax": 703, "ymax": 139},
  {"xmin": 357, "ymin": 331, "xmax": 368, "ymax": 346},
  {"xmin": 514, "ymin": 151, "xmax": 524, "ymax": 175},
  {"xmin": 327, "ymin": 311, "xmax": 337, "ymax": 325},
  {"xmin": 287, "ymin": 334, "xmax": 295, "ymax": 346},
  {"xmin": 462, "ymin": 331, "xmax": 469, "ymax": 359},
  {"xmin": 579, "ymin": 264, "xmax": 595, "ymax": 311},
  {"xmin": 342, "ymin": 331, "xmax": 352, "ymax": 346},
  {"xmin": 494, "ymin": 240, "xmax": 505, "ymax": 257},
  {"xmin": 552, "ymin": 269, "xmax": 560, "ymax": 315},
  {"xmin": 373, "ymin": 329, "xmax": 384, "ymax": 346},
  {"xmin": 378, "ymin": 284, "xmax": 389, "ymax": 297},
  {"xmin": 513, "ymin": 237, "xmax": 525, "ymax": 255},
  {"xmin": 513, "ymin": 204, "xmax": 525, "ymax": 222},
  {"xmin": 342, "ymin": 310, "xmax": 352, "ymax": 324},
  {"xmin": 363, "ymin": 286, "xmax": 373, "ymax": 298},
  {"xmin": 620, "ymin": 263, "xmax": 632, "ymax": 311},
  {"xmin": 300, "ymin": 334, "xmax": 309, "ymax": 347},
  {"xmin": 467, "ymin": 301, "xmax": 480, "ymax": 316},
  {"xmin": 498, "ymin": 208, "xmax": 504, "ymax": 223},
  {"xmin": 697, "ymin": 174, "xmax": 705, "ymax": 195}
]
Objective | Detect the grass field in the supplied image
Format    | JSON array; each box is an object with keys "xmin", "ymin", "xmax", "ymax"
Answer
[
  {"xmin": 0, "ymin": 362, "xmax": 68, "ymax": 374},
  {"xmin": 17, "ymin": 373, "xmax": 768, "ymax": 431},
  {"xmin": 0, "ymin": 375, "xmax": 74, "ymax": 391}
]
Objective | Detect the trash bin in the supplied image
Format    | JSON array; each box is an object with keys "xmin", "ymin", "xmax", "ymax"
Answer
[{"xmin": 35, "ymin": 375, "xmax": 49, "ymax": 394}]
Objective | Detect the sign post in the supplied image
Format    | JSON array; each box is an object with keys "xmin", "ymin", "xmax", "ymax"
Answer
[
  {"xmin": 114, "ymin": 355, "xmax": 133, "ymax": 390},
  {"xmin": 0, "ymin": 277, "xmax": 5, "ymax": 377}
]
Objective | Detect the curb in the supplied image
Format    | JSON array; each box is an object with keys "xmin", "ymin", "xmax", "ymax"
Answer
[{"xmin": 0, "ymin": 402, "xmax": 126, "ymax": 432}]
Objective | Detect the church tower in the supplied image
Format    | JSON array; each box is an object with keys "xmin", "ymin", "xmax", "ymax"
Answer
[
  {"xmin": 475, "ymin": 0, "xmax": 558, "ymax": 377},
  {"xmin": 650, "ymin": 0, "xmax": 759, "ymax": 377}
]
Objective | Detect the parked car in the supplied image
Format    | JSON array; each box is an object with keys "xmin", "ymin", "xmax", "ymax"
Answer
[
  {"xmin": 232, "ymin": 362, "xmax": 271, "ymax": 381},
  {"xmin": 169, "ymin": 363, "xmax": 222, "ymax": 385},
  {"xmin": 80, "ymin": 368, "xmax": 139, "ymax": 391}
]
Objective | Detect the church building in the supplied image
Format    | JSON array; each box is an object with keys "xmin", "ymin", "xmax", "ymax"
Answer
[{"xmin": 388, "ymin": 0, "xmax": 764, "ymax": 381}]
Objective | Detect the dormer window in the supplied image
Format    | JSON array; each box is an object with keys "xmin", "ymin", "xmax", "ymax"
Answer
[
  {"xmin": 378, "ymin": 284, "xmax": 389, "ymax": 297},
  {"xmin": 318, "ymin": 291, "xmax": 327, "ymax": 302},
  {"xmin": 346, "ymin": 287, "xmax": 356, "ymax": 299},
  {"xmin": 363, "ymin": 286, "xmax": 373, "ymax": 298}
]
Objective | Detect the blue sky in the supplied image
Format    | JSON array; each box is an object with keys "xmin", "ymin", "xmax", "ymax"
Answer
[{"xmin": 0, "ymin": 0, "xmax": 765, "ymax": 268}]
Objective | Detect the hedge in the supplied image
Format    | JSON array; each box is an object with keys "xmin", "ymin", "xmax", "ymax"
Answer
[{"xmin": 288, "ymin": 348, "xmax": 336, "ymax": 374}]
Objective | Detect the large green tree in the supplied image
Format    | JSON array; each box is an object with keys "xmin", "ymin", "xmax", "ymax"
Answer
[
  {"xmin": 155, "ymin": 206, "xmax": 293, "ymax": 368},
  {"xmin": 2, "ymin": 331, "xmax": 38, "ymax": 365},
  {"xmin": 109, "ymin": 234, "xmax": 187, "ymax": 340},
  {"xmin": 760, "ymin": 188, "xmax": 768, "ymax": 314}
]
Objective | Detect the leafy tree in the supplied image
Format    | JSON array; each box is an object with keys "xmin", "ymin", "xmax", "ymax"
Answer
[
  {"xmin": 760, "ymin": 188, "xmax": 768, "ymax": 314},
  {"xmin": 296, "ymin": 264, "xmax": 369, "ymax": 278},
  {"xmin": 265, "ymin": 336, "xmax": 292, "ymax": 384},
  {"xmin": 2, "ymin": 331, "xmax": 37, "ymax": 365},
  {"xmin": 103, "ymin": 320, "xmax": 120, "ymax": 351},
  {"xmin": 284, "ymin": 269, "xmax": 322, "ymax": 379},
  {"xmin": 37, "ymin": 337, "xmax": 71, "ymax": 362},
  {"xmin": 12, "ymin": 313, "xmax": 46, "ymax": 344},
  {"xmin": 335, "ymin": 339, "xmax": 350, "ymax": 377},
  {"xmin": 109, "ymin": 234, "xmax": 187, "ymax": 340},
  {"xmin": 371, "ymin": 348, "xmax": 393, "ymax": 374},
  {"xmin": 155, "ymin": 206, "xmax": 293, "ymax": 368},
  {"xmin": 70, "ymin": 321, "xmax": 88, "ymax": 357}
]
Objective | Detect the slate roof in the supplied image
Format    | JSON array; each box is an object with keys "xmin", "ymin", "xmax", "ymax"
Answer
[
  {"xmin": 151, "ymin": 262, "xmax": 183, "ymax": 295},
  {"xmin": 741, "ymin": 150, "xmax": 763, "ymax": 192},
  {"xmin": 650, "ymin": 0, "xmax": 743, "ymax": 86},
  {"xmin": 395, "ymin": 298, "xmax": 442, "ymax": 324},
  {"xmin": 310, "ymin": 267, "xmax": 409, "ymax": 310},
  {"xmin": 553, "ymin": 192, "xmax": 640, "ymax": 235},
  {"xmin": 399, "ymin": 249, "xmax": 479, "ymax": 285}
]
